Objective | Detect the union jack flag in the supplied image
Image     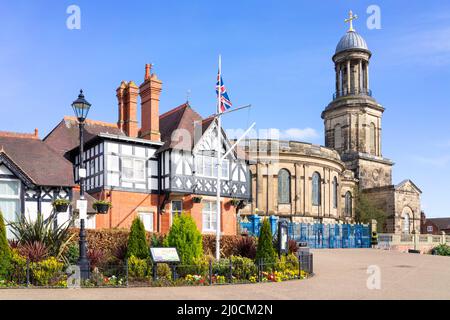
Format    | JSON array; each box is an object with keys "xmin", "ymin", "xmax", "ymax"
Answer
[{"xmin": 216, "ymin": 73, "xmax": 233, "ymax": 113}]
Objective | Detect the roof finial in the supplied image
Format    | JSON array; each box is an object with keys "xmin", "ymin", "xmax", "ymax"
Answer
[
  {"xmin": 345, "ymin": 10, "xmax": 358, "ymax": 32},
  {"xmin": 186, "ymin": 89, "xmax": 191, "ymax": 104}
]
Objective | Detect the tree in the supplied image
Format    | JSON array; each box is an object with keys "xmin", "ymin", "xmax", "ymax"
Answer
[
  {"xmin": 127, "ymin": 218, "xmax": 149, "ymax": 259},
  {"xmin": 354, "ymin": 188, "xmax": 386, "ymax": 232},
  {"xmin": 0, "ymin": 212, "xmax": 11, "ymax": 278},
  {"xmin": 166, "ymin": 213, "xmax": 203, "ymax": 265},
  {"xmin": 255, "ymin": 218, "xmax": 277, "ymax": 264}
]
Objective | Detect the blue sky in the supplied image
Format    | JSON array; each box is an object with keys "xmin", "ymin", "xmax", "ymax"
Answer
[{"xmin": 0, "ymin": 1, "xmax": 449, "ymax": 217}]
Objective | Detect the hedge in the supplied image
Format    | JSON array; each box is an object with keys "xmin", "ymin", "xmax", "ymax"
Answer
[{"xmin": 69, "ymin": 229, "xmax": 248, "ymax": 259}]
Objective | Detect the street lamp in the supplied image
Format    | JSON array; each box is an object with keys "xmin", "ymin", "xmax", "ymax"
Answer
[{"xmin": 72, "ymin": 89, "xmax": 91, "ymax": 280}]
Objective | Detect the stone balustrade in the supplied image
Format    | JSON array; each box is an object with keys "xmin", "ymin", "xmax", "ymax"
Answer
[{"xmin": 377, "ymin": 232, "xmax": 448, "ymax": 253}]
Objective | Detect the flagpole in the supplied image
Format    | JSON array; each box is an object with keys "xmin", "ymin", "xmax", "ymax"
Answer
[{"xmin": 215, "ymin": 55, "xmax": 222, "ymax": 261}]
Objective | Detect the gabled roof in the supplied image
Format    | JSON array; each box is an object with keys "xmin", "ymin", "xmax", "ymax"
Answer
[
  {"xmin": 159, "ymin": 103, "xmax": 245, "ymax": 159},
  {"xmin": 0, "ymin": 135, "xmax": 74, "ymax": 187},
  {"xmin": 395, "ymin": 179, "xmax": 422, "ymax": 194},
  {"xmin": 44, "ymin": 117, "xmax": 125, "ymax": 156},
  {"xmin": 159, "ymin": 103, "xmax": 204, "ymax": 152}
]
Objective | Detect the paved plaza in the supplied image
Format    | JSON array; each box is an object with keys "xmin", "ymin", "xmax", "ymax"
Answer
[{"xmin": 1, "ymin": 249, "xmax": 449, "ymax": 300}]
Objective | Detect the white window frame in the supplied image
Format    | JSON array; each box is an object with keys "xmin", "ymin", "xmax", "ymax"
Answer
[
  {"xmin": 202, "ymin": 200, "xmax": 217, "ymax": 232},
  {"xmin": 171, "ymin": 200, "xmax": 183, "ymax": 225},
  {"xmin": 427, "ymin": 226, "xmax": 433, "ymax": 233},
  {"xmin": 0, "ymin": 178, "xmax": 21, "ymax": 238},
  {"xmin": 121, "ymin": 157, "xmax": 146, "ymax": 182},
  {"xmin": 138, "ymin": 212, "xmax": 154, "ymax": 232},
  {"xmin": 195, "ymin": 154, "xmax": 229, "ymax": 179}
]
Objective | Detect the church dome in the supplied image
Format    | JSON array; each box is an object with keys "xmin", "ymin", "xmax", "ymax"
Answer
[{"xmin": 335, "ymin": 30, "xmax": 369, "ymax": 54}]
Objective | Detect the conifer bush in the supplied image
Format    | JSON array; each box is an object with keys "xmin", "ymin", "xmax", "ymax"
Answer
[
  {"xmin": 126, "ymin": 218, "xmax": 149, "ymax": 259},
  {"xmin": 255, "ymin": 219, "xmax": 277, "ymax": 265},
  {"xmin": 166, "ymin": 213, "xmax": 203, "ymax": 265},
  {"xmin": 0, "ymin": 212, "xmax": 11, "ymax": 278}
]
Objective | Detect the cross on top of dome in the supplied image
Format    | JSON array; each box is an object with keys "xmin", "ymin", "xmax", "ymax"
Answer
[{"xmin": 344, "ymin": 10, "xmax": 358, "ymax": 32}]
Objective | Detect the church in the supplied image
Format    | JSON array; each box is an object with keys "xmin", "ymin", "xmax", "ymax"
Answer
[{"xmin": 239, "ymin": 12, "xmax": 422, "ymax": 235}]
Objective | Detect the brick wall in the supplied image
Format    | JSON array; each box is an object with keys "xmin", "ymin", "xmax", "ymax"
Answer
[
  {"xmin": 92, "ymin": 190, "xmax": 237, "ymax": 235},
  {"xmin": 93, "ymin": 190, "xmax": 159, "ymax": 230}
]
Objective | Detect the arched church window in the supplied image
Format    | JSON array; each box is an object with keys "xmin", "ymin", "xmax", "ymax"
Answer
[
  {"xmin": 369, "ymin": 123, "xmax": 376, "ymax": 153},
  {"xmin": 278, "ymin": 169, "xmax": 291, "ymax": 204},
  {"xmin": 334, "ymin": 125, "xmax": 342, "ymax": 149},
  {"xmin": 402, "ymin": 208, "xmax": 411, "ymax": 234},
  {"xmin": 345, "ymin": 192, "xmax": 352, "ymax": 216},
  {"xmin": 312, "ymin": 172, "xmax": 321, "ymax": 206},
  {"xmin": 333, "ymin": 177, "xmax": 338, "ymax": 209}
]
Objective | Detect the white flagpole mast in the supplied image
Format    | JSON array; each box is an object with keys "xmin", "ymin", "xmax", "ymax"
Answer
[{"xmin": 215, "ymin": 55, "xmax": 222, "ymax": 261}]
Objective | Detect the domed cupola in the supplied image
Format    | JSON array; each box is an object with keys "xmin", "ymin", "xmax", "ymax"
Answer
[
  {"xmin": 336, "ymin": 30, "xmax": 369, "ymax": 54},
  {"xmin": 330, "ymin": 11, "xmax": 373, "ymax": 100}
]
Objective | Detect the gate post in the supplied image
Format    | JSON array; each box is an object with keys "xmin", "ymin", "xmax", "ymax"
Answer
[
  {"xmin": 249, "ymin": 214, "xmax": 261, "ymax": 236},
  {"xmin": 269, "ymin": 215, "xmax": 279, "ymax": 236}
]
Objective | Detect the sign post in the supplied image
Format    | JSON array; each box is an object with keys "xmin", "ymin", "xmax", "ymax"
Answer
[{"xmin": 278, "ymin": 220, "xmax": 289, "ymax": 257}]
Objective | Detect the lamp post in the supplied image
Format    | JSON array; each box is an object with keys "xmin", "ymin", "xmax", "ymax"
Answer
[{"xmin": 72, "ymin": 90, "xmax": 92, "ymax": 280}]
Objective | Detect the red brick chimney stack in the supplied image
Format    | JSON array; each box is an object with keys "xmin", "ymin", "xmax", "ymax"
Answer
[
  {"xmin": 116, "ymin": 81, "xmax": 139, "ymax": 138},
  {"xmin": 139, "ymin": 64, "xmax": 162, "ymax": 141},
  {"xmin": 116, "ymin": 81, "xmax": 127, "ymax": 131}
]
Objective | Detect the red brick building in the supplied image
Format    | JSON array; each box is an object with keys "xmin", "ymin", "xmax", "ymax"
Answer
[
  {"xmin": 421, "ymin": 213, "xmax": 450, "ymax": 235},
  {"xmin": 44, "ymin": 65, "xmax": 250, "ymax": 235}
]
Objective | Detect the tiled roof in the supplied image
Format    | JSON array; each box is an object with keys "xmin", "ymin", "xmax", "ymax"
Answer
[
  {"xmin": 44, "ymin": 117, "xmax": 124, "ymax": 155},
  {"xmin": 159, "ymin": 103, "xmax": 204, "ymax": 152},
  {"xmin": 0, "ymin": 135, "xmax": 74, "ymax": 187},
  {"xmin": 427, "ymin": 218, "xmax": 450, "ymax": 231}
]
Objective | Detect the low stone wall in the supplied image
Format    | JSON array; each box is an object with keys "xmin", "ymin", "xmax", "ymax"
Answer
[{"xmin": 377, "ymin": 233, "xmax": 449, "ymax": 254}]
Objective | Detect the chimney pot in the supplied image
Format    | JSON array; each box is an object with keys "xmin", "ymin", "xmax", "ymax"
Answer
[
  {"xmin": 140, "ymin": 64, "xmax": 162, "ymax": 141},
  {"xmin": 145, "ymin": 64, "xmax": 152, "ymax": 81}
]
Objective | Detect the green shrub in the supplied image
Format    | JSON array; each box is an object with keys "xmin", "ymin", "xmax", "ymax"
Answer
[
  {"xmin": 275, "ymin": 254, "xmax": 299, "ymax": 272},
  {"xmin": 8, "ymin": 249, "xmax": 27, "ymax": 282},
  {"xmin": 157, "ymin": 263, "xmax": 172, "ymax": 280},
  {"xmin": 212, "ymin": 258, "xmax": 230, "ymax": 277},
  {"xmin": 8, "ymin": 213, "xmax": 74, "ymax": 263},
  {"xmin": 230, "ymin": 255, "xmax": 257, "ymax": 280},
  {"xmin": 65, "ymin": 243, "xmax": 79, "ymax": 265},
  {"xmin": 179, "ymin": 255, "xmax": 210, "ymax": 277},
  {"xmin": 433, "ymin": 244, "xmax": 450, "ymax": 256},
  {"xmin": 127, "ymin": 255, "xmax": 149, "ymax": 279},
  {"xmin": 30, "ymin": 257, "xmax": 65, "ymax": 286},
  {"xmin": 256, "ymin": 219, "xmax": 277, "ymax": 265},
  {"xmin": 0, "ymin": 212, "xmax": 11, "ymax": 279},
  {"xmin": 166, "ymin": 213, "xmax": 203, "ymax": 265},
  {"xmin": 127, "ymin": 218, "xmax": 149, "ymax": 259}
]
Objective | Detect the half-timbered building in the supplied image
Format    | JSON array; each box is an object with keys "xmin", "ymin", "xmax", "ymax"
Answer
[
  {"xmin": 0, "ymin": 131, "xmax": 74, "ymax": 238},
  {"xmin": 43, "ymin": 65, "xmax": 250, "ymax": 235}
]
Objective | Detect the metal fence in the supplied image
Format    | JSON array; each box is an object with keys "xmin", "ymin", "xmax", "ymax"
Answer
[
  {"xmin": 0, "ymin": 253, "xmax": 313, "ymax": 289},
  {"xmin": 240, "ymin": 219, "xmax": 371, "ymax": 249}
]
